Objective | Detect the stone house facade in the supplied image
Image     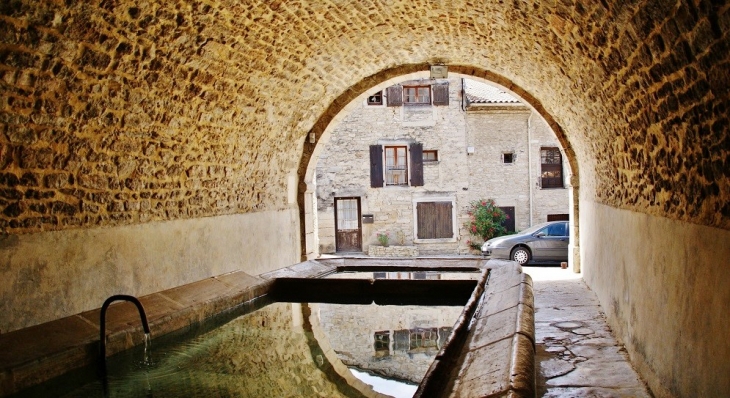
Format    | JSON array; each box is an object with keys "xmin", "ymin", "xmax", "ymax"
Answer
[{"xmin": 315, "ymin": 78, "xmax": 569, "ymax": 255}]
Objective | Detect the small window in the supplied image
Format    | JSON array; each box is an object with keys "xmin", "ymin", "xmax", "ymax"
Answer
[
  {"xmin": 547, "ymin": 214, "xmax": 569, "ymax": 221},
  {"xmin": 374, "ymin": 331, "xmax": 390, "ymax": 352},
  {"xmin": 410, "ymin": 328, "xmax": 438, "ymax": 350},
  {"xmin": 540, "ymin": 147, "xmax": 563, "ymax": 188},
  {"xmin": 423, "ymin": 150, "xmax": 438, "ymax": 162},
  {"xmin": 503, "ymin": 153, "xmax": 514, "ymax": 164},
  {"xmin": 367, "ymin": 91, "xmax": 383, "ymax": 105},
  {"xmin": 403, "ymin": 86, "xmax": 430, "ymax": 105},
  {"xmin": 394, "ymin": 329, "xmax": 410, "ymax": 351}
]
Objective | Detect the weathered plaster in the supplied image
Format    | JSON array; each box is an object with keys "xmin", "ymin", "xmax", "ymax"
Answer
[
  {"xmin": 581, "ymin": 199, "xmax": 730, "ymax": 398},
  {"xmin": 0, "ymin": 209, "xmax": 299, "ymax": 332}
]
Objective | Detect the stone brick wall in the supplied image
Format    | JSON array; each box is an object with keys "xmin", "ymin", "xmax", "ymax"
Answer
[
  {"xmin": 315, "ymin": 77, "xmax": 470, "ymax": 255},
  {"xmin": 367, "ymin": 245, "xmax": 419, "ymax": 257},
  {"xmin": 2, "ymin": 1, "xmax": 727, "ymax": 237},
  {"xmin": 317, "ymin": 78, "xmax": 568, "ymax": 255},
  {"xmin": 465, "ymin": 105, "xmax": 570, "ymax": 231},
  {"xmin": 0, "ymin": 1, "xmax": 306, "ymax": 234}
]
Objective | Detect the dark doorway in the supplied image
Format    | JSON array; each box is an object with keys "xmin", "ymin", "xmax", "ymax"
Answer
[
  {"xmin": 335, "ymin": 197, "xmax": 362, "ymax": 252},
  {"xmin": 499, "ymin": 206, "xmax": 516, "ymax": 232}
]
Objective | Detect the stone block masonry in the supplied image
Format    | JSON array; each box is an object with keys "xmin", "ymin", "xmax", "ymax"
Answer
[
  {"xmin": 0, "ymin": 1, "xmax": 305, "ymax": 234},
  {"xmin": 368, "ymin": 245, "xmax": 419, "ymax": 257}
]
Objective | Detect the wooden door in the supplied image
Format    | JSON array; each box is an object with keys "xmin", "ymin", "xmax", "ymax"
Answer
[{"xmin": 335, "ymin": 197, "xmax": 362, "ymax": 252}]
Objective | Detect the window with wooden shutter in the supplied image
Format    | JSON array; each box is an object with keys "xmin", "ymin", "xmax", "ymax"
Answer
[
  {"xmin": 540, "ymin": 147, "xmax": 563, "ymax": 188},
  {"xmin": 409, "ymin": 142, "xmax": 424, "ymax": 186},
  {"xmin": 369, "ymin": 145, "xmax": 384, "ymax": 188},
  {"xmin": 432, "ymin": 83, "xmax": 449, "ymax": 106},
  {"xmin": 403, "ymin": 86, "xmax": 431, "ymax": 105},
  {"xmin": 416, "ymin": 201, "xmax": 453, "ymax": 239},
  {"xmin": 386, "ymin": 85, "xmax": 402, "ymax": 107}
]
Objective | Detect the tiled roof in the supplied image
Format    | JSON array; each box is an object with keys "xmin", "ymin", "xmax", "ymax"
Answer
[{"xmin": 464, "ymin": 79, "xmax": 522, "ymax": 104}]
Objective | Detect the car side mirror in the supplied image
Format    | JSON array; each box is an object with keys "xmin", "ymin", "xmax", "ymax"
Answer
[{"xmin": 535, "ymin": 232, "xmax": 546, "ymax": 238}]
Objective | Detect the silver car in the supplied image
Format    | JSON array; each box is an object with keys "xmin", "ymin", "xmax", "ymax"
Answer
[{"xmin": 481, "ymin": 221, "xmax": 569, "ymax": 265}]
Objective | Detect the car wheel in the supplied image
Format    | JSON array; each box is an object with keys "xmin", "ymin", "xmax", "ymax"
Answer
[{"xmin": 511, "ymin": 247, "xmax": 530, "ymax": 265}]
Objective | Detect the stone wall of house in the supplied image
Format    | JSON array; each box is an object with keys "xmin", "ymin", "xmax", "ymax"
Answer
[
  {"xmin": 465, "ymin": 106, "xmax": 533, "ymax": 232},
  {"xmin": 316, "ymin": 77, "xmax": 471, "ymax": 255},
  {"xmin": 529, "ymin": 112, "xmax": 573, "ymax": 225},
  {"xmin": 317, "ymin": 82, "xmax": 569, "ymax": 255},
  {"xmin": 465, "ymin": 105, "xmax": 570, "ymax": 232}
]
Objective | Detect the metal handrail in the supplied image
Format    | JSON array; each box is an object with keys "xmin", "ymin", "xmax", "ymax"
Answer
[{"xmin": 98, "ymin": 294, "xmax": 150, "ymax": 375}]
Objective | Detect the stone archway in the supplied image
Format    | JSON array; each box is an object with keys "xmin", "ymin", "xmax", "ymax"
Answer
[
  {"xmin": 297, "ymin": 66, "xmax": 581, "ymax": 270},
  {"xmin": 0, "ymin": 2, "xmax": 727, "ymax": 396}
]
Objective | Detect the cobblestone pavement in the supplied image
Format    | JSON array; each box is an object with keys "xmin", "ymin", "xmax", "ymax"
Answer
[{"xmin": 523, "ymin": 266, "xmax": 652, "ymax": 398}]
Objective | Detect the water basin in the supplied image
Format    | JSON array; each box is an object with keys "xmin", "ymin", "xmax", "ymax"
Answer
[{"xmin": 13, "ymin": 276, "xmax": 476, "ymax": 398}]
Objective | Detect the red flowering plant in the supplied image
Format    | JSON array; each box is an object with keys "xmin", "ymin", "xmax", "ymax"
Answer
[{"xmin": 464, "ymin": 199, "xmax": 508, "ymax": 251}]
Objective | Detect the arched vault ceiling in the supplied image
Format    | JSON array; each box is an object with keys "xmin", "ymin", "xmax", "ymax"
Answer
[{"xmin": 0, "ymin": 0, "xmax": 728, "ymax": 233}]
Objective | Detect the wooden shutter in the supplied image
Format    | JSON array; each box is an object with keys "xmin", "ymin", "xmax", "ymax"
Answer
[
  {"xmin": 432, "ymin": 83, "xmax": 449, "ymax": 106},
  {"xmin": 409, "ymin": 142, "xmax": 424, "ymax": 186},
  {"xmin": 369, "ymin": 145, "xmax": 384, "ymax": 188},
  {"xmin": 386, "ymin": 85, "xmax": 402, "ymax": 107},
  {"xmin": 417, "ymin": 202, "xmax": 453, "ymax": 239}
]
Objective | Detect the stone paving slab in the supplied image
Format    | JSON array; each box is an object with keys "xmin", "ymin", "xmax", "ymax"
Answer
[{"xmin": 525, "ymin": 267, "xmax": 651, "ymax": 398}]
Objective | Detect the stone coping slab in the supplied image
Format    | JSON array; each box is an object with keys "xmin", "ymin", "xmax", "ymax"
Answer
[{"xmin": 415, "ymin": 259, "xmax": 536, "ymax": 398}]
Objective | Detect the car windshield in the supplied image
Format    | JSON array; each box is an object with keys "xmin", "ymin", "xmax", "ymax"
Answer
[{"xmin": 519, "ymin": 222, "xmax": 553, "ymax": 235}]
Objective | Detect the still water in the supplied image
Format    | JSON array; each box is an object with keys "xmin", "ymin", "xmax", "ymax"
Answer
[{"xmin": 18, "ymin": 297, "xmax": 463, "ymax": 398}]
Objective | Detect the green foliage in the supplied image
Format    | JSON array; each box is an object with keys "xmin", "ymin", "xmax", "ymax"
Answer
[
  {"xmin": 464, "ymin": 199, "xmax": 508, "ymax": 243},
  {"xmin": 376, "ymin": 231, "xmax": 390, "ymax": 246}
]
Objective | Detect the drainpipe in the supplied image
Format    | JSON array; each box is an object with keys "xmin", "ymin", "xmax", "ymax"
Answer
[{"xmin": 527, "ymin": 113, "xmax": 533, "ymax": 226}]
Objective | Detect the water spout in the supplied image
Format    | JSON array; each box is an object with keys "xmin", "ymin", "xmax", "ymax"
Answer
[{"xmin": 98, "ymin": 294, "xmax": 151, "ymax": 376}]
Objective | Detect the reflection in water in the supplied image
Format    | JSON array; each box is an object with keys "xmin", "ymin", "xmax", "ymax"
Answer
[
  {"xmin": 318, "ymin": 303, "xmax": 462, "ymax": 384},
  {"xmin": 327, "ymin": 271, "xmax": 481, "ymax": 280},
  {"xmin": 19, "ymin": 299, "xmax": 461, "ymax": 398}
]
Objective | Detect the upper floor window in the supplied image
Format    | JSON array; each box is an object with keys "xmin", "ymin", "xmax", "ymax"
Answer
[
  {"xmin": 367, "ymin": 91, "xmax": 383, "ymax": 105},
  {"xmin": 369, "ymin": 143, "xmax": 424, "ymax": 188},
  {"xmin": 386, "ymin": 83, "xmax": 449, "ymax": 106},
  {"xmin": 540, "ymin": 147, "xmax": 563, "ymax": 188},
  {"xmin": 404, "ymin": 86, "xmax": 430, "ymax": 105},
  {"xmin": 385, "ymin": 146, "xmax": 408, "ymax": 186}
]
